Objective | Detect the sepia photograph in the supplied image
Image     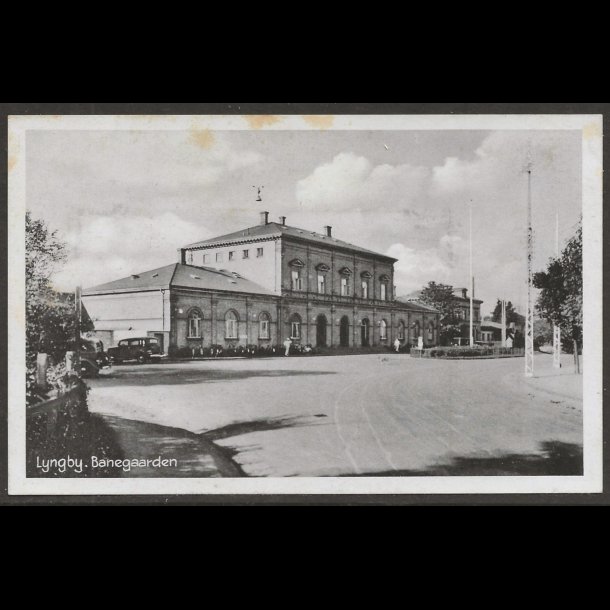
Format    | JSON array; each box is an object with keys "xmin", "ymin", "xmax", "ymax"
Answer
[{"xmin": 6, "ymin": 111, "xmax": 603, "ymax": 496}]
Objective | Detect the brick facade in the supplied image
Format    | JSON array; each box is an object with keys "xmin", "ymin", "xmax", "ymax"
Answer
[{"xmin": 83, "ymin": 215, "xmax": 441, "ymax": 352}]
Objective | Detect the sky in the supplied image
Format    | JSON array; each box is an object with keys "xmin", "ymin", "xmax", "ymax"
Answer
[{"xmin": 26, "ymin": 128, "xmax": 582, "ymax": 316}]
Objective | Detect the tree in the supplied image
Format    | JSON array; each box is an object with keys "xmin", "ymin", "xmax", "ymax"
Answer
[
  {"xmin": 419, "ymin": 282, "xmax": 460, "ymax": 345},
  {"xmin": 533, "ymin": 223, "xmax": 582, "ymax": 372},
  {"xmin": 26, "ymin": 212, "xmax": 90, "ymax": 402},
  {"xmin": 491, "ymin": 299, "xmax": 521, "ymax": 325}
]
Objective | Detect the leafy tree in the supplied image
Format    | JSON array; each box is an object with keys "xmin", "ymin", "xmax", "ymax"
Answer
[
  {"xmin": 491, "ymin": 299, "xmax": 521, "ymax": 325},
  {"xmin": 533, "ymin": 318, "xmax": 553, "ymax": 350},
  {"xmin": 419, "ymin": 282, "xmax": 455, "ymax": 319},
  {"xmin": 533, "ymin": 223, "xmax": 582, "ymax": 371},
  {"xmin": 419, "ymin": 282, "xmax": 461, "ymax": 345},
  {"xmin": 26, "ymin": 212, "xmax": 91, "ymax": 402}
]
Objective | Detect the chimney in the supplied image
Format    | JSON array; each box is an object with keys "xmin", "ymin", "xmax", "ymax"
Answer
[
  {"xmin": 324, "ymin": 225, "xmax": 332, "ymax": 237},
  {"xmin": 462, "ymin": 288, "xmax": 467, "ymax": 299},
  {"xmin": 279, "ymin": 215, "xmax": 286, "ymax": 226},
  {"xmin": 180, "ymin": 248, "xmax": 187, "ymax": 265},
  {"xmin": 260, "ymin": 211, "xmax": 269, "ymax": 225}
]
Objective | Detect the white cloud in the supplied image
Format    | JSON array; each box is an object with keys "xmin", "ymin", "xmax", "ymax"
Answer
[
  {"xmin": 296, "ymin": 152, "xmax": 430, "ymax": 213},
  {"xmin": 388, "ymin": 242, "xmax": 453, "ymax": 296},
  {"xmin": 52, "ymin": 212, "xmax": 210, "ymax": 291}
]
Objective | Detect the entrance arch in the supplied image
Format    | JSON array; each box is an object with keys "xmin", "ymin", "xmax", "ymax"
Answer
[
  {"xmin": 339, "ymin": 315, "xmax": 350, "ymax": 347},
  {"xmin": 316, "ymin": 314, "xmax": 328, "ymax": 347},
  {"xmin": 361, "ymin": 318, "xmax": 370, "ymax": 347}
]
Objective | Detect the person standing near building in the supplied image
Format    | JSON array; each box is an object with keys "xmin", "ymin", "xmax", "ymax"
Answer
[
  {"xmin": 394, "ymin": 337, "xmax": 401, "ymax": 353},
  {"xmin": 283, "ymin": 337, "xmax": 292, "ymax": 356}
]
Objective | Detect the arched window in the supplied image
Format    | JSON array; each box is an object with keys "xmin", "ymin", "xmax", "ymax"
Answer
[
  {"xmin": 379, "ymin": 319, "xmax": 387, "ymax": 340},
  {"xmin": 225, "ymin": 310, "xmax": 238, "ymax": 339},
  {"xmin": 414, "ymin": 321, "xmax": 421, "ymax": 338},
  {"xmin": 187, "ymin": 309, "xmax": 202, "ymax": 338},
  {"xmin": 289, "ymin": 313, "xmax": 301, "ymax": 339},
  {"xmin": 259, "ymin": 312, "xmax": 270, "ymax": 339},
  {"xmin": 398, "ymin": 321, "xmax": 405, "ymax": 340},
  {"xmin": 427, "ymin": 321, "xmax": 434, "ymax": 341}
]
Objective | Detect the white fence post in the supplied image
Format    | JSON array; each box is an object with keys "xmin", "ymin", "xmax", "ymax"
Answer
[{"xmin": 36, "ymin": 353, "xmax": 48, "ymax": 388}]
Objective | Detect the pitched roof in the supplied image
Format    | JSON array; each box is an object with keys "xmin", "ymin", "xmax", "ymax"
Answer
[
  {"xmin": 394, "ymin": 296, "xmax": 440, "ymax": 313},
  {"xmin": 400, "ymin": 289, "xmax": 483, "ymax": 305},
  {"xmin": 183, "ymin": 221, "xmax": 397, "ymax": 262},
  {"xmin": 82, "ymin": 263, "xmax": 275, "ymax": 296}
]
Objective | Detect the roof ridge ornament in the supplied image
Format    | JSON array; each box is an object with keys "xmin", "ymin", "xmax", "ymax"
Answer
[{"xmin": 252, "ymin": 185, "xmax": 264, "ymax": 202}]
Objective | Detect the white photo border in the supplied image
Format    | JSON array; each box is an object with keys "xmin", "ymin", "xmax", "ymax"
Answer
[{"xmin": 7, "ymin": 113, "xmax": 603, "ymax": 495}]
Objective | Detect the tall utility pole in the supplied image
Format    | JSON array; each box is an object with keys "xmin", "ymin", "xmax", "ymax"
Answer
[
  {"xmin": 75, "ymin": 285, "xmax": 82, "ymax": 371},
  {"xmin": 553, "ymin": 212, "xmax": 561, "ymax": 369},
  {"xmin": 469, "ymin": 204, "xmax": 474, "ymax": 347},
  {"xmin": 525, "ymin": 158, "xmax": 534, "ymax": 378},
  {"xmin": 501, "ymin": 300, "xmax": 506, "ymax": 347}
]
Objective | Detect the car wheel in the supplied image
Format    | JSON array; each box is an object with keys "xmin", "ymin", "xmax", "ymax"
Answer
[{"xmin": 137, "ymin": 353, "xmax": 148, "ymax": 364}]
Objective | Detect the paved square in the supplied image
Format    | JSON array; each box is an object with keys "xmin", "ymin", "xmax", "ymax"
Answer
[{"xmin": 88, "ymin": 353, "xmax": 583, "ymax": 476}]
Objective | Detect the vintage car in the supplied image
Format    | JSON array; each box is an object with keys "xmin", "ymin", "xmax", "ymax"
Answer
[
  {"xmin": 107, "ymin": 337, "xmax": 164, "ymax": 364},
  {"xmin": 78, "ymin": 338, "xmax": 111, "ymax": 377}
]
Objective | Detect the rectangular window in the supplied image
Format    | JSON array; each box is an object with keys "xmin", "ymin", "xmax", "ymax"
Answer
[
  {"xmin": 380, "ymin": 284, "xmax": 387, "ymax": 301},
  {"xmin": 228, "ymin": 251, "xmax": 234, "ymax": 261},
  {"xmin": 257, "ymin": 247, "xmax": 264, "ymax": 257},
  {"xmin": 291, "ymin": 270, "xmax": 302, "ymax": 291},
  {"xmin": 361, "ymin": 280, "xmax": 368, "ymax": 299},
  {"xmin": 259, "ymin": 320, "xmax": 269, "ymax": 339},
  {"xmin": 341, "ymin": 277, "xmax": 349, "ymax": 296},
  {"xmin": 242, "ymin": 249, "xmax": 249, "ymax": 259},
  {"xmin": 318, "ymin": 274, "xmax": 325, "ymax": 294},
  {"xmin": 216, "ymin": 252, "xmax": 223, "ymax": 263},
  {"xmin": 291, "ymin": 321, "xmax": 301, "ymax": 339},
  {"xmin": 203, "ymin": 253, "xmax": 209, "ymax": 264}
]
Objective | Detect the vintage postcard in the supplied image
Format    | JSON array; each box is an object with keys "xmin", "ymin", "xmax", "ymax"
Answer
[{"xmin": 7, "ymin": 112, "xmax": 603, "ymax": 496}]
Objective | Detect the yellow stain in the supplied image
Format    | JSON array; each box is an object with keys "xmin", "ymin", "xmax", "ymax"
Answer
[
  {"xmin": 303, "ymin": 115, "xmax": 334, "ymax": 129},
  {"xmin": 583, "ymin": 121, "xmax": 601, "ymax": 139},
  {"xmin": 189, "ymin": 129, "xmax": 215, "ymax": 149},
  {"xmin": 244, "ymin": 115, "xmax": 282, "ymax": 129}
]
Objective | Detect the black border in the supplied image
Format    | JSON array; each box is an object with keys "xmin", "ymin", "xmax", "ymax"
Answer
[{"xmin": 1, "ymin": 102, "xmax": 607, "ymax": 506}]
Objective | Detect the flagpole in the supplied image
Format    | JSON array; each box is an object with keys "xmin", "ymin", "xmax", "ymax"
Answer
[
  {"xmin": 469, "ymin": 204, "xmax": 474, "ymax": 347},
  {"xmin": 525, "ymin": 156, "xmax": 534, "ymax": 378},
  {"xmin": 553, "ymin": 212, "xmax": 561, "ymax": 369}
]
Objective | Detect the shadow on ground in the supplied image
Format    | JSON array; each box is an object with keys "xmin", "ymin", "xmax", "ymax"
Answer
[
  {"xmin": 96, "ymin": 413, "xmax": 327, "ymax": 477},
  {"xmin": 344, "ymin": 441, "xmax": 583, "ymax": 477},
  {"xmin": 95, "ymin": 368, "xmax": 336, "ymax": 387}
]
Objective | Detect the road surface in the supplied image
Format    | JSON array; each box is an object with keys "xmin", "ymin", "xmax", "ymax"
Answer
[{"xmin": 87, "ymin": 353, "xmax": 583, "ymax": 477}]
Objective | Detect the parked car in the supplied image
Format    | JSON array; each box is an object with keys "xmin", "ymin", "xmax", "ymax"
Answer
[
  {"xmin": 77, "ymin": 338, "xmax": 111, "ymax": 378},
  {"xmin": 108, "ymin": 337, "xmax": 164, "ymax": 364}
]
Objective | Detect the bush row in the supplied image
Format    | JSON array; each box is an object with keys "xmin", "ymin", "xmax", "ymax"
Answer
[{"xmin": 427, "ymin": 346, "xmax": 518, "ymax": 358}]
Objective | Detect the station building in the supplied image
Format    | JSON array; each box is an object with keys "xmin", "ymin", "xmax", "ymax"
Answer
[{"xmin": 82, "ymin": 212, "xmax": 441, "ymax": 353}]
